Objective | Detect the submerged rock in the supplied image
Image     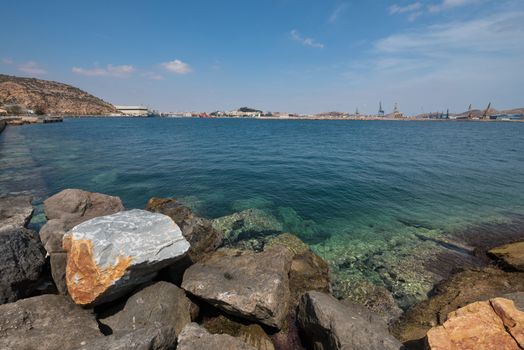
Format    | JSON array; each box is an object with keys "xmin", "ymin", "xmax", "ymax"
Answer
[
  {"xmin": 63, "ymin": 209, "xmax": 190, "ymax": 306},
  {"xmin": 178, "ymin": 323, "xmax": 257, "ymax": 350},
  {"xmin": 203, "ymin": 315, "xmax": 275, "ymax": 350},
  {"xmin": 211, "ymin": 208, "xmax": 283, "ymax": 243},
  {"xmin": 146, "ymin": 197, "xmax": 223, "ymax": 262},
  {"xmin": 40, "ymin": 189, "xmax": 124, "ymax": 294},
  {"xmin": 0, "ymin": 195, "xmax": 33, "ymax": 233},
  {"xmin": 426, "ymin": 298, "xmax": 524, "ymax": 350},
  {"xmin": 75, "ymin": 326, "xmax": 178, "ymax": 350},
  {"xmin": 488, "ymin": 241, "xmax": 524, "ymax": 271},
  {"xmin": 181, "ymin": 246, "xmax": 292, "ymax": 329},
  {"xmin": 0, "ymin": 227, "xmax": 46, "ymax": 304},
  {"xmin": 100, "ymin": 281, "xmax": 197, "ymax": 335},
  {"xmin": 0, "ymin": 294, "xmax": 102, "ymax": 350},
  {"xmin": 297, "ymin": 291, "xmax": 404, "ymax": 350}
]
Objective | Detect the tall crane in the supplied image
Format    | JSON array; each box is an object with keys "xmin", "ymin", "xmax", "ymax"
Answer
[{"xmin": 482, "ymin": 102, "xmax": 491, "ymax": 119}]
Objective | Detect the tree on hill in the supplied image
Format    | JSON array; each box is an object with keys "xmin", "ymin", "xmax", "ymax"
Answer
[{"xmin": 238, "ymin": 107, "xmax": 262, "ymax": 113}]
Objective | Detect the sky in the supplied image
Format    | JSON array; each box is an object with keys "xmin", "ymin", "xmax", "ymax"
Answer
[{"xmin": 1, "ymin": 0, "xmax": 523, "ymax": 115}]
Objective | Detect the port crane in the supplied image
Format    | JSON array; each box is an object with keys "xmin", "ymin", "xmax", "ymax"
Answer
[{"xmin": 482, "ymin": 102, "xmax": 491, "ymax": 120}]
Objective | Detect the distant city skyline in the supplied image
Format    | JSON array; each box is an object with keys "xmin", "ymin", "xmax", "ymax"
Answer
[{"xmin": 1, "ymin": 0, "xmax": 523, "ymax": 115}]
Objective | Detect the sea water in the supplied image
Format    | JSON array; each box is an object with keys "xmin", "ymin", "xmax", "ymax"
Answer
[{"xmin": 2, "ymin": 118, "xmax": 523, "ymax": 311}]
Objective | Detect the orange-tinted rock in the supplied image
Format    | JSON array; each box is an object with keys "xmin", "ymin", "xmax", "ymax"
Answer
[
  {"xmin": 426, "ymin": 298, "xmax": 524, "ymax": 350},
  {"xmin": 65, "ymin": 238, "xmax": 132, "ymax": 305}
]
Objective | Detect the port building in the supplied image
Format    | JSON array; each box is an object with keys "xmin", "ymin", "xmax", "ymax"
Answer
[{"xmin": 115, "ymin": 105, "xmax": 149, "ymax": 117}]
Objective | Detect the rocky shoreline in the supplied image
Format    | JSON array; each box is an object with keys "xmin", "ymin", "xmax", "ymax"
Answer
[{"xmin": 1, "ymin": 189, "xmax": 524, "ymax": 349}]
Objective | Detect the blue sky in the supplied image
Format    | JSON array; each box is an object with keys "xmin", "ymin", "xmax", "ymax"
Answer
[{"xmin": 1, "ymin": 0, "xmax": 523, "ymax": 114}]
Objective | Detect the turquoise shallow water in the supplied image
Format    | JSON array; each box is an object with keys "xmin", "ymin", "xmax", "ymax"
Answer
[{"xmin": 1, "ymin": 118, "xmax": 524, "ymax": 310}]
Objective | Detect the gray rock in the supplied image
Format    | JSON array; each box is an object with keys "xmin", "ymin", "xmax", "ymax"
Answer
[
  {"xmin": 0, "ymin": 195, "xmax": 33, "ymax": 233},
  {"xmin": 63, "ymin": 209, "xmax": 190, "ymax": 306},
  {"xmin": 43, "ymin": 188, "xmax": 124, "ymax": 227},
  {"xmin": 40, "ymin": 189, "xmax": 124, "ymax": 254},
  {"xmin": 0, "ymin": 294, "xmax": 102, "ymax": 350},
  {"xmin": 50, "ymin": 252, "xmax": 68, "ymax": 294},
  {"xmin": 181, "ymin": 246, "xmax": 292, "ymax": 329},
  {"xmin": 100, "ymin": 281, "xmax": 198, "ymax": 335},
  {"xmin": 297, "ymin": 291, "xmax": 404, "ymax": 350},
  {"xmin": 146, "ymin": 197, "xmax": 223, "ymax": 263},
  {"xmin": 0, "ymin": 228, "xmax": 46, "ymax": 304},
  {"xmin": 177, "ymin": 323, "xmax": 257, "ymax": 350},
  {"xmin": 74, "ymin": 326, "xmax": 178, "ymax": 350}
]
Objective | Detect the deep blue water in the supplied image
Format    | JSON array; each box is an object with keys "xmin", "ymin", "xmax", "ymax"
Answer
[{"xmin": 2, "ymin": 118, "xmax": 524, "ymax": 307}]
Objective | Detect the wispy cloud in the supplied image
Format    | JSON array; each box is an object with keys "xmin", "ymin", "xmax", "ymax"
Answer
[
  {"xmin": 2, "ymin": 58, "xmax": 13, "ymax": 65},
  {"xmin": 161, "ymin": 59, "xmax": 193, "ymax": 74},
  {"xmin": 18, "ymin": 61, "xmax": 47, "ymax": 75},
  {"xmin": 72, "ymin": 64, "xmax": 135, "ymax": 77},
  {"xmin": 375, "ymin": 11, "xmax": 524, "ymax": 55},
  {"xmin": 429, "ymin": 0, "xmax": 481, "ymax": 12},
  {"xmin": 343, "ymin": 10, "xmax": 524, "ymax": 96},
  {"xmin": 389, "ymin": 2, "xmax": 423, "ymax": 21},
  {"xmin": 329, "ymin": 3, "xmax": 349, "ymax": 23},
  {"xmin": 290, "ymin": 30, "xmax": 324, "ymax": 48},
  {"xmin": 142, "ymin": 72, "xmax": 164, "ymax": 80},
  {"xmin": 389, "ymin": 2, "xmax": 422, "ymax": 14}
]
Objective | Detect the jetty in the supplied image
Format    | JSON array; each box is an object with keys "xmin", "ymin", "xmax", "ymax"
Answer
[{"xmin": 0, "ymin": 115, "xmax": 63, "ymax": 126}]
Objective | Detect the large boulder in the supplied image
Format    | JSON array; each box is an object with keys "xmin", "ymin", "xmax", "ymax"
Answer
[
  {"xmin": 489, "ymin": 241, "xmax": 524, "ymax": 271},
  {"xmin": 0, "ymin": 294, "xmax": 102, "ymax": 350},
  {"xmin": 426, "ymin": 298, "xmax": 524, "ymax": 349},
  {"xmin": 40, "ymin": 189, "xmax": 124, "ymax": 254},
  {"xmin": 43, "ymin": 188, "xmax": 125, "ymax": 227},
  {"xmin": 63, "ymin": 209, "xmax": 190, "ymax": 306},
  {"xmin": 0, "ymin": 195, "xmax": 33, "ymax": 232},
  {"xmin": 146, "ymin": 197, "xmax": 223, "ymax": 263},
  {"xmin": 74, "ymin": 326, "xmax": 178, "ymax": 350},
  {"xmin": 100, "ymin": 281, "xmax": 198, "ymax": 335},
  {"xmin": 297, "ymin": 291, "xmax": 404, "ymax": 350},
  {"xmin": 40, "ymin": 189, "xmax": 124, "ymax": 294},
  {"xmin": 182, "ymin": 246, "xmax": 292, "ymax": 329},
  {"xmin": 0, "ymin": 227, "xmax": 46, "ymax": 304},
  {"xmin": 177, "ymin": 323, "xmax": 257, "ymax": 350}
]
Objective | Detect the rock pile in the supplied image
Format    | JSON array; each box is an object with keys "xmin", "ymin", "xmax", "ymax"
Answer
[{"xmin": 15, "ymin": 189, "xmax": 524, "ymax": 349}]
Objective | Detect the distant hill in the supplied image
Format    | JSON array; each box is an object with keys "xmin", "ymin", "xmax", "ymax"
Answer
[{"xmin": 0, "ymin": 74, "xmax": 118, "ymax": 115}]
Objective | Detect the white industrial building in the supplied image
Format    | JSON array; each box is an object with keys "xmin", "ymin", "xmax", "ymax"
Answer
[{"xmin": 115, "ymin": 105, "xmax": 149, "ymax": 117}]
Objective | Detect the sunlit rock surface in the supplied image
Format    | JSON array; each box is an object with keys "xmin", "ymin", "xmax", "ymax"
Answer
[
  {"xmin": 426, "ymin": 298, "xmax": 524, "ymax": 350},
  {"xmin": 63, "ymin": 209, "xmax": 190, "ymax": 306}
]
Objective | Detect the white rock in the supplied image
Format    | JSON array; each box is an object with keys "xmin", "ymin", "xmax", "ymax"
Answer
[{"xmin": 63, "ymin": 209, "xmax": 190, "ymax": 306}]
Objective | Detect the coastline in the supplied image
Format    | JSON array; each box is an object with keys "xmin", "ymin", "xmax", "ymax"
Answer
[{"xmin": 2, "ymin": 189, "xmax": 524, "ymax": 350}]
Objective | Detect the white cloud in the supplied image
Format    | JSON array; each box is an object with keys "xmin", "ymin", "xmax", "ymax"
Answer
[
  {"xmin": 2, "ymin": 58, "xmax": 13, "ymax": 65},
  {"xmin": 389, "ymin": 2, "xmax": 422, "ymax": 14},
  {"xmin": 290, "ymin": 30, "xmax": 324, "ymax": 48},
  {"xmin": 161, "ymin": 59, "xmax": 193, "ymax": 74},
  {"xmin": 18, "ymin": 61, "xmax": 47, "ymax": 75},
  {"xmin": 429, "ymin": 0, "xmax": 481, "ymax": 12},
  {"xmin": 329, "ymin": 3, "xmax": 349, "ymax": 23},
  {"xmin": 72, "ymin": 64, "xmax": 135, "ymax": 77}
]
